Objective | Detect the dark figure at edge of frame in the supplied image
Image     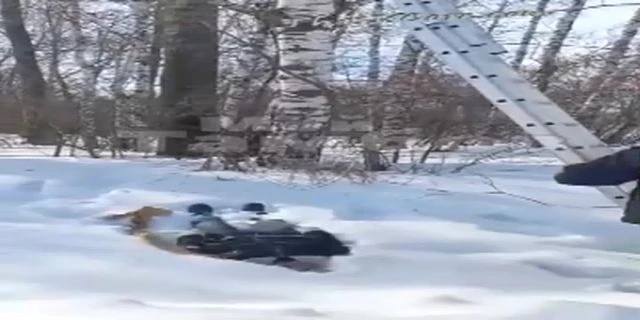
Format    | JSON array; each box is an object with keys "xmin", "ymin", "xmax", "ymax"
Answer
[{"xmin": 554, "ymin": 146, "xmax": 640, "ymax": 224}]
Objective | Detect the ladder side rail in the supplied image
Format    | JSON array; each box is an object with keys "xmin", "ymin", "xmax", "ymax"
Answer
[
  {"xmin": 399, "ymin": 1, "xmax": 611, "ymax": 156},
  {"xmin": 396, "ymin": 1, "xmax": 613, "ymax": 159},
  {"xmin": 395, "ymin": 1, "xmax": 508, "ymax": 54},
  {"xmin": 396, "ymin": 18, "xmax": 586, "ymax": 154},
  {"xmin": 393, "ymin": 0, "xmax": 631, "ymax": 206}
]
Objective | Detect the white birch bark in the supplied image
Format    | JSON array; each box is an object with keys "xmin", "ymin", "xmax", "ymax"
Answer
[
  {"xmin": 486, "ymin": 0, "xmax": 510, "ymax": 34},
  {"xmin": 533, "ymin": 0, "xmax": 586, "ymax": 92},
  {"xmin": 263, "ymin": 0, "xmax": 335, "ymax": 160},
  {"xmin": 381, "ymin": 34, "xmax": 421, "ymax": 155},
  {"xmin": 511, "ymin": 0, "xmax": 550, "ymax": 70},
  {"xmin": 110, "ymin": 49, "xmax": 135, "ymax": 156},
  {"xmin": 220, "ymin": 1, "xmax": 271, "ymax": 130},
  {"xmin": 218, "ymin": 0, "xmax": 272, "ymax": 157},
  {"xmin": 360, "ymin": 0, "xmax": 385, "ymax": 170},
  {"xmin": 132, "ymin": 0, "xmax": 154, "ymax": 99},
  {"xmin": 68, "ymin": 0, "xmax": 99, "ymax": 155},
  {"xmin": 115, "ymin": 0, "xmax": 154, "ymax": 130},
  {"xmin": 367, "ymin": 0, "xmax": 383, "ymax": 83},
  {"xmin": 578, "ymin": 7, "xmax": 640, "ymax": 115}
]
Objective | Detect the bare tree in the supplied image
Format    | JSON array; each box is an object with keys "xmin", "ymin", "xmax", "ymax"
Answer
[
  {"xmin": 1, "ymin": 0, "xmax": 56, "ymax": 145},
  {"xmin": 132, "ymin": 0, "xmax": 154, "ymax": 99},
  {"xmin": 381, "ymin": 34, "xmax": 421, "ymax": 163},
  {"xmin": 366, "ymin": 0, "xmax": 383, "ymax": 83},
  {"xmin": 118, "ymin": 0, "xmax": 155, "ymax": 131},
  {"xmin": 511, "ymin": 0, "xmax": 550, "ymax": 70},
  {"xmin": 486, "ymin": 0, "xmax": 510, "ymax": 34},
  {"xmin": 67, "ymin": 0, "xmax": 115, "ymax": 157},
  {"xmin": 262, "ymin": 0, "xmax": 335, "ymax": 163},
  {"xmin": 360, "ymin": 0, "xmax": 385, "ymax": 171},
  {"xmin": 109, "ymin": 46, "xmax": 135, "ymax": 157},
  {"xmin": 148, "ymin": 0, "xmax": 163, "ymax": 100},
  {"xmin": 217, "ymin": 0, "xmax": 273, "ymax": 167},
  {"xmin": 577, "ymin": 7, "xmax": 640, "ymax": 119},
  {"xmin": 533, "ymin": 0, "xmax": 586, "ymax": 92},
  {"xmin": 159, "ymin": 0, "xmax": 219, "ymax": 156}
]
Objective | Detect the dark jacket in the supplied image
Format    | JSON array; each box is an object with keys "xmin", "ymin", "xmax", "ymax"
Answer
[{"xmin": 554, "ymin": 147, "xmax": 640, "ymax": 186}]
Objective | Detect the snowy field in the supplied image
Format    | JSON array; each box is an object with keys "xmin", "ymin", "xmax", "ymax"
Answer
[{"xmin": 3, "ymin": 145, "xmax": 640, "ymax": 319}]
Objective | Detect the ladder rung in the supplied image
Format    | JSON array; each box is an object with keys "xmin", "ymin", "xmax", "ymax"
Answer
[
  {"xmin": 397, "ymin": 1, "xmax": 507, "ymax": 54},
  {"xmin": 392, "ymin": 0, "xmax": 631, "ymax": 207}
]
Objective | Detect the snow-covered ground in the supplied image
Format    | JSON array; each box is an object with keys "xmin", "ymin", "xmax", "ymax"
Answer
[{"xmin": 2, "ymin": 146, "xmax": 640, "ymax": 319}]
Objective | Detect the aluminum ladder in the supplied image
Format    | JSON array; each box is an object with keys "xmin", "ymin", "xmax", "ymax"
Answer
[{"xmin": 391, "ymin": 0, "xmax": 632, "ymax": 207}]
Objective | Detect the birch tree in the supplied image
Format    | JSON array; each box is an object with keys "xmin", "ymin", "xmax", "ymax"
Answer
[
  {"xmin": 367, "ymin": 0, "xmax": 383, "ymax": 83},
  {"xmin": 381, "ymin": 34, "xmax": 422, "ymax": 163},
  {"xmin": 577, "ymin": 8, "xmax": 640, "ymax": 116},
  {"xmin": 148, "ymin": 0, "xmax": 163, "ymax": 100},
  {"xmin": 1, "ymin": 0, "xmax": 57, "ymax": 145},
  {"xmin": 68, "ymin": 0, "xmax": 100, "ymax": 157},
  {"xmin": 511, "ymin": 0, "xmax": 550, "ymax": 70},
  {"xmin": 112, "ymin": 0, "xmax": 155, "ymax": 132},
  {"xmin": 360, "ymin": 0, "xmax": 385, "ymax": 171},
  {"xmin": 130, "ymin": 0, "xmax": 154, "ymax": 125},
  {"xmin": 533, "ymin": 0, "xmax": 586, "ymax": 92},
  {"xmin": 131, "ymin": 0, "xmax": 154, "ymax": 99},
  {"xmin": 219, "ymin": 0, "xmax": 272, "ymax": 162},
  {"xmin": 486, "ymin": 0, "xmax": 510, "ymax": 35},
  {"xmin": 109, "ymin": 48, "xmax": 135, "ymax": 157},
  {"xmin": 263, "ymin": 0, "xmax": 335, "ymax": 163}
]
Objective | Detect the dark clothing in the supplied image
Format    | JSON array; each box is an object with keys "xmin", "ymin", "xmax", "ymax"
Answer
[
  {"xmin": 623, "ymin": 183, "xmax": 640, "ymax": 224},
  {"xmin": 554, "ymin": 147, "xmax": 640, "ymax": 224},
  {"xmin": 553, "ymin": 147, "xmax": 640, "ymax": 186}
]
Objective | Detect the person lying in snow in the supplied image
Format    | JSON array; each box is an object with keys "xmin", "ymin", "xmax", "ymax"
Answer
[{"xmin": 553, "ymin": 146, "xmax": 640, "ymax": 224}]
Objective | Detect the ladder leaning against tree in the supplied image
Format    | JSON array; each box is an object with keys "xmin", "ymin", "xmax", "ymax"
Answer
[{"xmin": 390, "ymin": 0, "xmax": 633, "ymax": 208}]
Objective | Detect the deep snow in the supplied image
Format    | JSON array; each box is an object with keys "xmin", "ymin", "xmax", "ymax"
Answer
[{"xmin": 2, "ymin": 149, "xmax": 640, "ymax": 319}]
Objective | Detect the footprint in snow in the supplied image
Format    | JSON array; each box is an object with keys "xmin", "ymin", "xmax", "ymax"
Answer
[
  {"xmin": 102, "ymin": 298, "xmax": 152, "ymax": 309},
  {"xmin": 523, "ymin": 259, "xmax": 625, "ymax": 279},
  {"xmin": 478, "ymin": 212, "xmax": 546, "ymax": 226},
  {"xmin": 428, "ymin": 294, "xmax": 474, "ymax": 305},
  {"xmin": 612, "ymin": 281, "xmax": 640, "ymax": 294},
  {"xmin": 477, "ymin": 213, "xmax": 521, "ymax": 223},
  {"xmin": 279, "ymin": 307, "xmax": 327, "ymax": 318}
]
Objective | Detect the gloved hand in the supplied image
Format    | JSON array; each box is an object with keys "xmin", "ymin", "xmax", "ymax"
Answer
[{"xmin": 554, "ymin": 147, "xmax": 640, "ymax": 186}]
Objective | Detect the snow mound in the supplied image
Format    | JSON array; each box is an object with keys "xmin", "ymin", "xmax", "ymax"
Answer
[{"xmin": 0, "ymin": 156, "xmax": 639, "ymax": 319}]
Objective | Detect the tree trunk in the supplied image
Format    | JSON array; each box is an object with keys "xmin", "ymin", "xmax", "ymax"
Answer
[
  {"xmin": 115, "ymin": 0, "xmax": 154, "ymax": 132},
  {"xmin": 68, "ymin": 0, "xmax": 99, "ymax": 157},
  {"xmin": 132, "ymin": 1, "xmax": 153, "ymax": 98},
  {"xmin": 1, "ymin": 0, "xmax": 57, "ymax": 145},
  {"xmin": 110, "ymin": 48, "xmax": 135, "ymax": 158},
  {"xmin": 511, "ymin": 0, "xmax": 551, "ymax": 70},
  {"xmin": 263, "ymin": 0, "xmax": 335, "ymax": 164},
  {"xmin": 367, "ymin": 0, "xmax": 383, "ymax": 83},
  {"xmin": 159, "ymin": 0, "xmax": 219, "ymax": 156},
  {"xmin": 132, "ymin": 0, "xmax": 154, "ymax": 106},
  {"xmin": 148, "ymin": 0, "xmax": 163, "ymax": 100},
  {"xmin": 362, "ymin": 0, "xmax": 384, "ymax": 171},
  {"xmin": 381, "ymin": 34, "xmax": 421, "ymax": 156},
  {"xmin": 219, "ymin": 0, "xmax": 272, "ymax": 164},
  {"xmin": 330, "ymin": 0, "xmax": 360, "ymax": 52},
  {"xmin": 533, "ymin": 0, "xmax": 586, "ymax": 92},
  {"xmin": 44, "ymin": 1, "xmax": 72, "ymax": 153},
  {"xmin": 486, "ymin": 0, "xmax": 510, "ymax": 34},
  {"xmin": 578, "ymin": 7, "xmax": 640, "ymax": 117}
]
